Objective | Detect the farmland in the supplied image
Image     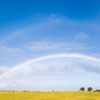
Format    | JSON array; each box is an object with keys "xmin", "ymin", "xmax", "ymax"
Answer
[{"xmin": 0, "ymin": 91, "xmax": 100, "ymax": 100}]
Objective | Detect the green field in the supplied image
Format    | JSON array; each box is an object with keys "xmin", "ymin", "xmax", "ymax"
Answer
[{"xmin": 0, "ymin": 91, "xmax": 100, "ymax": 100}]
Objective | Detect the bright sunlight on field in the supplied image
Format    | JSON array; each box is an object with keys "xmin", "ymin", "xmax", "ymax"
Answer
[{"xmin": 0, "ymin": 91, "xmax": 100, "ymax": 100}]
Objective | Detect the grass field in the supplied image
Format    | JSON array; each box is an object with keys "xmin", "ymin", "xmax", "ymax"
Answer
[{"xmin": 0, "ymin": 91, "xmax": 100, "ymax": 100}]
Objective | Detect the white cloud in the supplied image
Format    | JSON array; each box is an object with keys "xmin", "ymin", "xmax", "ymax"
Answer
[
  {"xmin": 75, "ymin": 32, "xmax": 88, "ymax": 40},
  {"xmin": 39, "ymin": 14, "xmax": 65, "ymax": 23},
  {"xmin": 0, "ymin": 66, "xmax": 10, "ymax": 75},
  {"xmin": 0, "ymin": 46, "xmax": 25, "ymax": 53},
  {"xmin": 25, "ymin": 41, "xmax": 88, "ymax": 52},
  {"xmin": 0, "ymin": 58, "xmax": 100, "ymax": 90},
  {"xmin": 1, "ymin": 58, "xmax": 100, "ymax": 78},
  {"xmin": 0, "ymin": 41, "xmax": 87, "ymax": 53},
  {"xmin": 0, "ymin": 83, "xmax": 8, "ymax": 88},
  {"xmin": 0, "ymin": 41, "xmax": 92, "ymax": 66}
]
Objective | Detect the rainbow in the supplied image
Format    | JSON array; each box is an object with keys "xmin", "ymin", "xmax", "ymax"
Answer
[
  {"xmin": 0, "ymin": 53, "xmax": 100, "ymax": 79},
  {"xmin": 0, "ymin": 19, "xmax": 52, "ymax": 44}
]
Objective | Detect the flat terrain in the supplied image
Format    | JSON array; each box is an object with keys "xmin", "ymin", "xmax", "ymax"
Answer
[{"xmin": 0, "ymin": 91, "xmax": 100, "ymax": 100}]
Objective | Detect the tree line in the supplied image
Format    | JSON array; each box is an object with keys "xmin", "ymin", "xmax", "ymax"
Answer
[{"xmin": 80, "ymin": 87, "xmax": 100, "ymax": 92}]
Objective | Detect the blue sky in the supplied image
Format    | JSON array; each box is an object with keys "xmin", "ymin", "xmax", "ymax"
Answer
[{"xmin": 0, "ymin": 0, "xmax": 100, "ymax": 91}]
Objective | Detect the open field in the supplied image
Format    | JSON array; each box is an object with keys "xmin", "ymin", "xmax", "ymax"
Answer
[{"xmin": 0, "ymin": 91, "xmax": 100, "ymax": 100}]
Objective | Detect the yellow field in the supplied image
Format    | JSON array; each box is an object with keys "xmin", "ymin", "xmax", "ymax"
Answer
[{"xmin": 0, "ymin": 91, "xmax": 100, "ymax": 100}]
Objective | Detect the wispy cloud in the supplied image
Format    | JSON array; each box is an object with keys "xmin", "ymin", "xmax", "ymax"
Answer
[
  {"xmin": 25, "ymin": 41, "xmax": 88, "ymax": 52},
  {"xmin": 75, "ymin": 32, "xmax": 88, "ymax": 40},
  {"xmin": 0, "ymin": 41, "xmax": 89, "ymax": 54},
  {"xmin": 0, "ymin": 40, "xmax": 92, "ymax": 66}
]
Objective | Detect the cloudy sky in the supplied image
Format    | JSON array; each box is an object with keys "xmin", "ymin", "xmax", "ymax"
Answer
[{"xmin": 0, "ymin": 0, "xmax": 100, "ymax": 91}]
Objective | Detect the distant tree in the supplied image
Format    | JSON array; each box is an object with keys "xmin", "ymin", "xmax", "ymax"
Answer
[
  {"xmin": 88, "ymin": 87, "xmax": 93, "ymax": 91},
  {"xmin": 80, "ymin": 87, "xmax": 85, "ymax": 91},
  {"xmin": 23, "ymin": 90, "xmax": 27, "ymax": 92},
  {"xmin": 96, "ymin": 89, "xmax": 100, "ymax": 92}
]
